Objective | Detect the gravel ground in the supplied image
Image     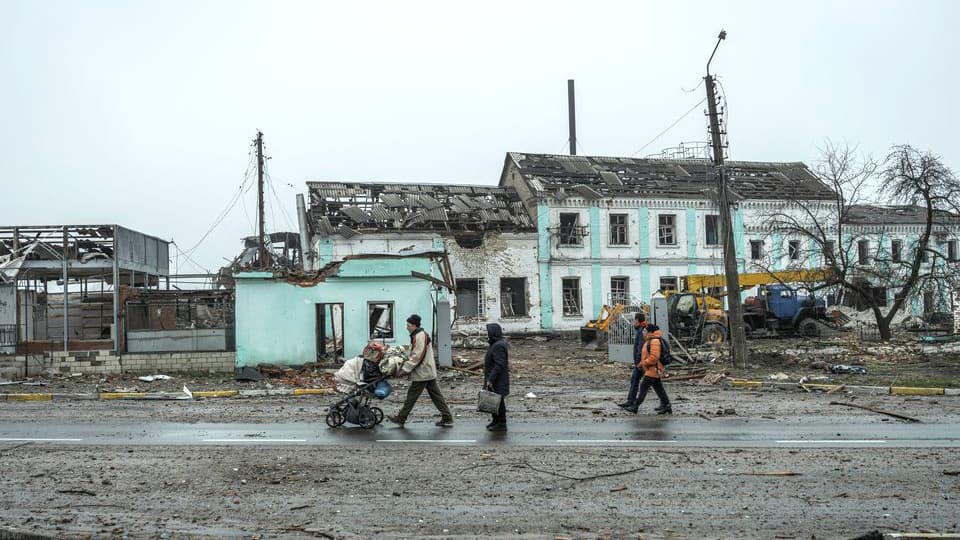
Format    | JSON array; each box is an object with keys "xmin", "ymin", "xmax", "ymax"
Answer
[{"xmin": 2, "ymin": 337, "xmax": 960, "ymax": 538}]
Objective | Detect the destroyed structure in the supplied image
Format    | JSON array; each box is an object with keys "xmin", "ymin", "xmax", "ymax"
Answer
[
  {"xmin": 0, "ymin": 225, "xmax": 169, "ymax": 355},
  {"xmin": 304, "ymin": 182, "xmax": 539, "ymax": 334}
]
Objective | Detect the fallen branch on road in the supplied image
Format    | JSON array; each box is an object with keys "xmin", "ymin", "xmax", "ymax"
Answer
[
  {"xmin": 57, "ymin": 489, "xmax": 96, "ymax": 496},
  {"xmin": 734, "ymin": 471, "xmax": 802, "ymax": 476},
  {"xmin": 459, "ymin": 461, "xmax": 645, "ymax": 482},
  {"xmin": 828, "ymin": 401, "xmax": 921, "ymax": 423},
  {"xmin": 0, "ymin": 442, "xmax": 32, "ymax": 455}
]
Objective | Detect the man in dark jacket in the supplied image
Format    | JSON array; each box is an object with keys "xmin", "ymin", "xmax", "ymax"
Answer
[
  {"xmin": 483, "ymin": 323, "xmax": 510, "ymax": 432},
  {"xmin": 617, "ymin": 312, "xmax": 647, "ymax": 413}
]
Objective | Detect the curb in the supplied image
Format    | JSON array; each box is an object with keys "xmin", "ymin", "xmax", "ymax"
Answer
[
  {"xmin": 729, "ymin": 379, "xmax": 957, "ymax": 397},
  {"xmin": 0, "ymin": 387, "xmax": 335, "ymax": 402}
]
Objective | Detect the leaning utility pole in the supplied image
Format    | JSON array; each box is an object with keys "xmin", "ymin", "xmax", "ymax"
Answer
[
  {"xmin": 704, "ymin": 30, "xmax": 748, "ymax": 366},
  {"xmin": 255, "ymin": 131, "xmax": 267, "ymax": 269}
]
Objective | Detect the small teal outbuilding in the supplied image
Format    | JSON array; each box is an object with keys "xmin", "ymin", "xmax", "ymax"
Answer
[{"xmin": 234, "ymin": 252, "xmax": 450, "ymax": 368}]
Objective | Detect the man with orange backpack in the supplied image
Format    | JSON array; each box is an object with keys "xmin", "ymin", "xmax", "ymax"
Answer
[{"xmin": 636, "ymin": 323, "xmax": 672, "ymax": 415}]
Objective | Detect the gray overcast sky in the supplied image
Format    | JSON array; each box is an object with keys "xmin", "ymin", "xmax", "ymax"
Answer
[{"xmin": 3, "ymin": 0, "xmax": 959, "ymax": 274}]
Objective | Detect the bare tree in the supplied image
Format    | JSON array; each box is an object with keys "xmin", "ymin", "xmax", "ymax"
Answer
[{"xmin": 760, "ymin": 142, "xmax": 960, "ymax": 340}]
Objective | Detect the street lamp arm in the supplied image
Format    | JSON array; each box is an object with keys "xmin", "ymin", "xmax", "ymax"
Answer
[{"xmin": 706, "ymin": 29, "xmax": 727, "ymax": 76}]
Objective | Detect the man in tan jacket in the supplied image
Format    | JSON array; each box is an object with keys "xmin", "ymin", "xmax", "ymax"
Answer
[{"xmin": 387, "ymin": 314, "xmax": 454, "ymax": 427}]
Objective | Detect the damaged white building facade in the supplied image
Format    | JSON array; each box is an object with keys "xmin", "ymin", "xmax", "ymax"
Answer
[{"xmin": 301, "ymin": 183, "xmax": 541, "ymax": 335}]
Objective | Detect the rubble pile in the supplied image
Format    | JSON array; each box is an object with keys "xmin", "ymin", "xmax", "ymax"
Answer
[{"xmin": 256, "ymin": 363, "xmax": 335, "ymax": 389}]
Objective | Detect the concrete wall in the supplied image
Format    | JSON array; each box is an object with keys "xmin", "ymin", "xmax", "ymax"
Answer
[
  {"xmin": 127, "ymin": 329, "xmax": 230, "ymax": 353},
  {"xmin": 234, "ymin": 257, "xmax": 442, "ymax": 368},
  {"xmin": 0, "ymin": 351, "xmax": 235, "ymax": 377}
]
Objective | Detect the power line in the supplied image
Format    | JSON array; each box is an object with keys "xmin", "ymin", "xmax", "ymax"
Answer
[
  {"xmin": 171, "ymin": 241, "xmax": 213, "ymax": 275},
  {"xmin": 180, "ymin": 147, "xmax": 257, "ymax": 256},
  {"xmin": 631, "ymin": 97, "xmax": 707, "ymax": 157}
]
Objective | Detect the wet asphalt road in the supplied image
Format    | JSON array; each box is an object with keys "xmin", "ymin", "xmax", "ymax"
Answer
[{"xmin": 2, "ymin": 418, "xmax": 958, "ymax": 448}]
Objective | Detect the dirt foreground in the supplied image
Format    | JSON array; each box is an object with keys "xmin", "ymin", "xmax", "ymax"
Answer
[{"xmin": 2, "ymin": 337, "xmax": 960, "ymax": 539}]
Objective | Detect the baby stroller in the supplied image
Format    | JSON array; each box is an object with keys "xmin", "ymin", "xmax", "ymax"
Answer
[{"xmin": 325, "ymin": 376, "xmax": 392, "ymax": 429}]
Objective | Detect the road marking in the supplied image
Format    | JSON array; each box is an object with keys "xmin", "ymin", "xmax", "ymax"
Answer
[
  {"xmin": 776, "ymin": 440, "xmax": 886, "ymax": 444},
  {"xmin": 202, "ymin": 439, "xmax": 307, "ymax": 443},
  {"xmin": 555, "ymin": 439, "xmax": 677, "ymax": 444},
  {"xmin": 376, "ymin": 439, "xmax": 476, "ymax": 443},
  {"xmin": 0, "ymin": 437, "xmax": 83, "ymax": 442}
]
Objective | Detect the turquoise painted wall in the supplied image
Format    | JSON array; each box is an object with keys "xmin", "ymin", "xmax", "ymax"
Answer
[
  {"xmin": 638, "ymin": 207, "xmax": 651, "ymax": 300},
  {"xmin": 733, "ymin": 210, "xmax": 746, "ymax": 272},
  {"xmin": 318, "ymin": 239, "xmax": 334, "ymax": 266},
  {"xmin": 234, "ymin": 257, "xmax": 439, "ymax": 367},
  {"xmin": 537, "ymin": 204, "xmax": 553, "ymax": 329},
  {"xmin": 590, "ymin": 207, "xmax": 602, "ymax": 311},
  {"xmin": 685, "ymin": 209, "xmax": 697, "ymax": 258}
]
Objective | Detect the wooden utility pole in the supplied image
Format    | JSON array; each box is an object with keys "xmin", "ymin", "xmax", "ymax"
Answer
[
  {"xmin": 255, "ymin": 131, "xmax": 267, "ymax": 269},
  {"xmin": 704, "ymin": 30, "xmax": 748, "ymax": 366}
]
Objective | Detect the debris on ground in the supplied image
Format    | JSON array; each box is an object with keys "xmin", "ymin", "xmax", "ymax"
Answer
[
  {"xmin": 829, "ymin": 401, "xmax": 921, "ymax": 423},
  {"xmin": 768, "ymin": 372, "xmax": 791, "ymax": 381},
  {"xmin": 236, "ymin": 366, "xmax": 264, "ymax": 382},
  {"xmin": 831, "ymin": 364, "xmax": 867, "ymax": 375},
  {"xmin": 137, "ymin": 374, "xmax": 172, "ymax": 382}
]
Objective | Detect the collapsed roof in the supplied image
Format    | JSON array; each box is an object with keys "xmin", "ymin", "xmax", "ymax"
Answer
[
  {"xmin": 844, "ymin": 205, "xmax": 960, "ymax": 226},
  {"xmin": 307, "ymin": 182, "xmax": 535, "ymax": 237},
  {"xmin": 503, "ymin": 152, "xmax": 837, "ymax": 201}
]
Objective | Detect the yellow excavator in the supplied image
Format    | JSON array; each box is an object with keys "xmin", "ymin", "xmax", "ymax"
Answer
[{"xmin": 579, "ymin": 304, "xmax": 626, "ymax": 348}]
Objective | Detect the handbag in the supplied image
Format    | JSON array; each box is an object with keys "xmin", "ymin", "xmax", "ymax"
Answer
[{"xmin": 477, "ymin": 388, "xmax": 502, "ymax": 414}]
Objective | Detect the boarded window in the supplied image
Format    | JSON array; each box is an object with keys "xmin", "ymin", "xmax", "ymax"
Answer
[
  {"xmin": 750, "ymin": 240, "xmax": 763, "ymax": 261},
  {"xmin": 610, "ymin": 277, "xmax": 629, "ymax": 305},
  {"xmin": 500, "ymin": 277, "xmax": 527, "ymax": 317},
  {"xmin": 788, "ymin": 240, "xmax": 801, "ymax": 260},
  {"xmin": 659, "ymin": 276, "xmax": 679, "ymax": 294},
  {"xmin": 455, "ymin": 278, "xmax": 485, "ymax": 317},
  {"xmin": 658, "ymin": 214, "xmax": 676, "ymax": 245},
  {"xmin": 705, "ymin": 214, "xmax": 720, "ymax": 246},
  {"xmin": 891, "ymin": 240, "xmax": 902, "ymax": 263},
  {"xmin": 609, "ymin": 214, "xmax": 628, "ymax": 245},
  {"xmin": 559, "ymin": 213, "xmax": 583, "ymax": 246},
  {"xmin": 368, "ymin": 302, "xmax": 394, "ymax": 340},
  {"xmin": 561, "ymin": 278, "xmax": 582, "ymax": 316},
  {"xmin": 858, "ymin": 240, "xmax": 870, "ymax": 264}
]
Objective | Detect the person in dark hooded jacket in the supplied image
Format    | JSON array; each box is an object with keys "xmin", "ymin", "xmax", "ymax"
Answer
[{"xmin": 483, "ymin": 323, "xmax": 510, "ymax": 432}]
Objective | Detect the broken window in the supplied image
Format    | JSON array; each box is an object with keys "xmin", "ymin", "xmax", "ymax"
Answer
[
  {"xmin": 610, "ymin": 277, "xmax": 629, "ymax": 305},
  {"xmin": 891, "ymin": 240, "xmax": 902, "ymax": 263},
  {"xmin": 658, "ymin": 214, "xmax": 676, "ymax": 245},
  {"xmin": 317, "ymin": 303, "xmax": 344, "ymax": 362},
  {"xmin": 609, "ymin": 214, "xmax": 628, "ymax": 245},
  {"xmin": 659, "ymin": 276, "xmax": 678, "ymax": 294},
  {"xmin": 455, "ymin": 278, "xmax": 485, "ymax": 318},
  {"xmin": 750, "ymin": 240, "xmax": 763, "ymax": 261},
  {"xmin": 949, "ymin": 240, "xmax": 958, "ymax": 262},
  {"xmin": 559, "ymin": 213, "xmax": 583, "ymax": 246},
  {"xmin": 858, "ymin": 240, "xmax": 870, "ymax": 265},
  {"xmin": 368, "ymin": 302, "xmax": 394, "ymax": 340},
  {"xmin": 499, "ymin": 277, "xmax": 527, "ymax": 317},
  {"xmin": 561, "ymin": 277, "xmax": 582, "ymax": 316},
  {"xmin": 788, "ymin": 240, "xmax": 801, "ymax": 260},
  {"xmin": 823, "ymin": 240, "xmax": 835, "ymax": 262},
  {"xmin": 705, "ymin": 214, "xmax": 720, "ymax": 246}
]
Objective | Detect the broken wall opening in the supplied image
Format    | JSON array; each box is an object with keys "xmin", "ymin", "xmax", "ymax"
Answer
[
  {"xmin": 455, "ymin": 278, "xmax": 485, "ymax": 318},
  {"xmin": 500, "ymin": 277, "xmax": 528, "ymax": 317},
  {"xmin": 317, "ymin": 303, "xmax": 344, "ymax": 363}
]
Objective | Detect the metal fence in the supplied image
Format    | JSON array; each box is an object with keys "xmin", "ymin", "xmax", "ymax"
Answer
[{"xmin": 0, "ymin": 324, "xmax": 15, "ymax": 347}]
